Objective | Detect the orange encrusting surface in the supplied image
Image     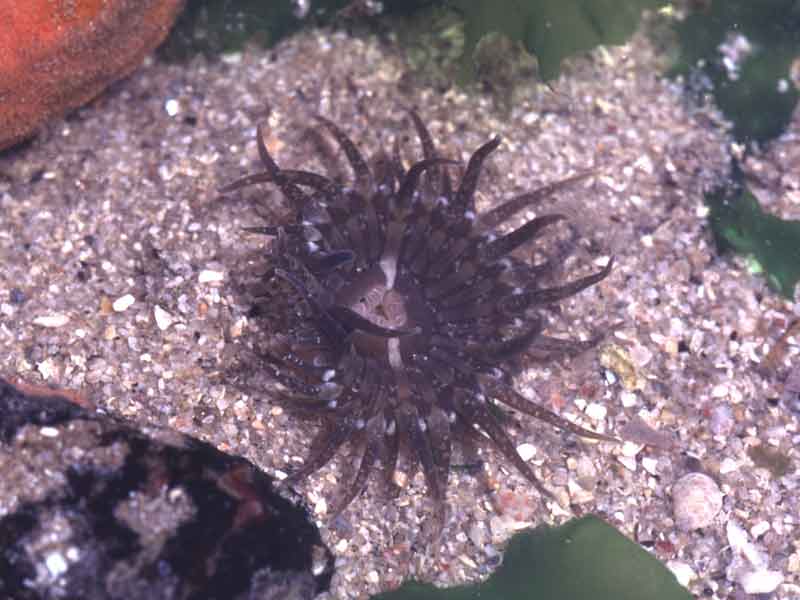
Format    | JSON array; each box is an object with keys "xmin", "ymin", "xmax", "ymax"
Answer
[{"xmin": 0, "ymin": 0, "xmax": 185, "ymax": 151}]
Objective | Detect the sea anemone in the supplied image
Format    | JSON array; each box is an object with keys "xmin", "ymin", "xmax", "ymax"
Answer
[{"xmin": 222, "ymin": 112, "xmax": 614, "ymax": 529}]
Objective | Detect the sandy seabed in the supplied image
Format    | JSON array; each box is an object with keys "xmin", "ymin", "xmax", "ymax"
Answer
[{"xmin": 1, "ymin": 18, "xmax": 798, "ymax": 600}]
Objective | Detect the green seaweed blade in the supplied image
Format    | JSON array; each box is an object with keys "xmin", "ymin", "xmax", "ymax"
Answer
[
  {"xmin": 372, "ymin": 516, "xmax": 692, "ymax": 600},
  {"xmin": 708, "ymin": 172, "xmax": 800, "ymax": 299}
]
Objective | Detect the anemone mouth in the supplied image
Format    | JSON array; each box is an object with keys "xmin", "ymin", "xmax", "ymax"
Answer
[
  {"xmin": 223, "ymin": 112, "xmax": 615, "ymax": 532},
  {"xmin": 336, "ymin": 266, "xmax": 433, "ymax": 367}
]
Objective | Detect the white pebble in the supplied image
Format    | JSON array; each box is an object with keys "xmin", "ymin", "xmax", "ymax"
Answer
[
  {"xmin": 727, "ymin": 519, "xmax": 767, "ymax": 568},
  {"xmin": 672, "ymin": 473, "xmax": 723, "ymax": 531},
  {"xmin": 314, "ymin": 497, "xmax": 327, "ymax": 515},
  {"xmin": 584, "ymin": 402, "xmax": 607, "ymax": 420},
  {"xmin": 516, "ymin": 443, "xmax": 536, "ymax": 462},
  {"xmin": 621, "ymin": 441, "xmax": 643, "ymax": 457},
  {"xmin": 39, "ymin": 426, "xmax": 59, "ymax": 438},
  {"xmin": 740, "ymin": 569, "xmax": 784, "ymax": 594},
  {"xmin": 750, "ymin": 521, "xmax": 771, "ymax": 538},
  {"xmin": 620, "ymin": 391, "xmax": 638, "ymax": 407},
  {"xmin": 567, "ymin": 479, "xmax": 594, "ymax": 504},
  {"xmin": 33, "ymin": 313, "xmax": 70, "ymax": 328},
  {"xmin": 153, "ymin": 305, "xmax": 174, "ymax": 331},
  {"xmin": 164, "ymin": 98, "xmax": 180, "ymax": 116},
  {"xmin": 36, "ymin": 358, "xmax": 60, "ymax": 380},
  {"xmin": 728, "ymin": 520, "xmax": 755, "ymax": 559},
  {"xmin": 641, "ymin": 456, "xmax": 659, "ymax": 476},
  {"xmin": 667, "ymin": 560, "xmax": 696, "ymax": 587},
  {"xmin": 711, "ymin": 384, "xmax": 729, "ymax": 398},
  {"xmin": 45, "ymin": 552, "xmax": 68, "ymax": 577},
  {"xmin": 112, "ymin": 294, "xmax": 135, "ymax": 312},
  {"xmin": 198, "ymin": 269, "xmax": 224, "ymax": 284}
]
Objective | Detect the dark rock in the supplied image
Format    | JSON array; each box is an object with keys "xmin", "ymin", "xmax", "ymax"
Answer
[{"xmin": 0, "ymin": 378, "xmax": 333, "ymax": 599}]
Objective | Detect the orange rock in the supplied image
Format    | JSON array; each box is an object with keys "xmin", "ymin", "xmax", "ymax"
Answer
[{"xmin": 0, "ymin": 0, "xmax": 185, "ymax": 151}]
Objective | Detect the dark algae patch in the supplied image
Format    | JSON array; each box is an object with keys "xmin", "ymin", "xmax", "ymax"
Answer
[
  {"xmin": 159, "ymin": 0, "xmax": 349, "ymax": 60},
  {"xmin": 450, "ymin": 0, "xmax": 661, "ymax": 82},
  {"xmin": 748, "ymin": 445, "xmax": 793, "ymax": 479},
  {"xmin": 160, "ymin": 0, "xmax": 662, "ymax": 83},
  {"xmin": 671, "ymin": 0, "xmax": 800, "ymax": 144}
]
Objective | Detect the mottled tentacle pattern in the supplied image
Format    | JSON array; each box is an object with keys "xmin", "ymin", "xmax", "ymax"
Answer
[{"xmin": 222, "ymin": 113, "xmax": 614, "ymax": 533}]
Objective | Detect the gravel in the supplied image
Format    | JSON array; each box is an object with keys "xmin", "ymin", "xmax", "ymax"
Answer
[{"xmin": 1, "ymin": 15, "xmax": 798, "ymax": 600}]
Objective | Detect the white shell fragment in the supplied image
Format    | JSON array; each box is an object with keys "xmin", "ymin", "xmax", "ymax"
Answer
[
  {"xmin": 516, "ymin": 443, "xmax": 536, "ymax": 462},
  {"xmin": 739, "ymin": 569, "xmax": 784, "ymax": 594},
  {"xmin": 153, "ymin": 305, "xmax": 174, "ymax": 331},
  {"xmin": 666, "ymin": 561, "xmax": 696, "ymax": 588},
  {"xmin": 198, "ymin": 269, "xmax": 224, "ymax": 284},
  {"xmin": 112, "ymin": 294, "xmax": 135, "ymax": 312},
  {"xmin": 726, "ymin": 520, "xmax": 784, "ymax": 594},
  {"xmin": 33, "ymin": 313, "xmax": 70, "ymax": 328}
]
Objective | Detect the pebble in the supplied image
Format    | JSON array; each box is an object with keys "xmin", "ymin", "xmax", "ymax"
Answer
[
  {"xmin": 36, "ymin": 357, "xmax": 60, "ymax": 380},
  {"xmin": 314, "ymin": 497, "xmax": 328, "ymax": 516},
  {"xmin": 750, "ymin": 521, "xmax": 770, "ymax": 538},
  {"xmin": 621, "ymin": 441, "xmax": 643, "ymax": 457},
  {"xmin": 719, "ymin": 457, "xmax": 739, "ymax": 474},
  {"xmin": 620, "ymin": 391, "xmax": 638, "ymax": 408},
  {"xmin": 672, "ymin": 472, "xmax": 723, "ymax": 531},
  {"xmin": 198, "ymin": 269, "xmax": 224, "ymax": 284},
  {"xmin": 727, "ymin": 519, "xmax": 762, "ymax": 565},
  {"xmin": 33, "ymin": 313, "xmax": 69, "ymax": 328},
  {"xmin": 467, "ymin": 522, "xmax": 486, "ymax": 547},
  {"xmin": 153, "ymin": 305, "xmax": 173, "ymax": 331},
  {"xmin": 112, "ymin": 294, "xmax": 135, "ymax": 312},
  {"xmin": 516, "ymin": 443, "xmax": 536, "ymax": 461},
  {"xmin": 567, "ymin": 479, "xmax": 594, "ymax": 504},
  {"xmin": 711, "ymin": 384, "xmax": 729, "ymax": 398},
  {"xmin": 666, "ymin": 560, "xmax": 696, "ymax": 587},
  {"xmin": 44, "ymin": 552, "xmax": 68, "ymax": 577},
  {"xmin": 641, "ymin": 456, "xmax": 659, "ymax": 476},
  {"xmin": 584, "ymin": 402, "xmax": 607, "ymax": 420},
  {"xmin": 740, "ymin": 569, "xmax": 784, "ymax": 594}
]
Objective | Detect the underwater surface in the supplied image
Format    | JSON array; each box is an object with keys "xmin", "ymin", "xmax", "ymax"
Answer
[{"xmin": 1, "ymin": 1, "xmax": 799, "ymax": 599}]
